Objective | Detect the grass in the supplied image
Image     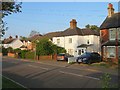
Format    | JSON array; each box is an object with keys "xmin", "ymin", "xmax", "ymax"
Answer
[
  {"xmin": 89, "ymin": 62, "xmax": 118, "ymax": 69},
  {"xmin": 2, "ymin": 76, "xmax": 28, "ymax": 90}
]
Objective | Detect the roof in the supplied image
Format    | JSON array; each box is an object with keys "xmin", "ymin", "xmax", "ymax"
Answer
[
  {"xmin": 43, "ymin": 31, "xmax": 62, "ymax": 38},
  {"xmin": 102, "ymin": 41, "xmax": 120, "ymax": 46},
  {"xmin": 59, "ymin": 27, "xmax": 99, "ymax": 36},
  {"xmin": 20, "ymin": 45, "xmax": 27, "ymax": 48},
  {"xmin": 27, "ymin": 34, "xmax": 42, "ymax": 42},
  {"xmin": 100, "ymin": 12, "xmax": 120, "ymax": 30},
  {"xmin": 2, "ymin": 38, "xmax": 16, "ymax": 44},
  {"xmin": 77, "ymin": 44, "xmax": 93, "ymax": 48}
]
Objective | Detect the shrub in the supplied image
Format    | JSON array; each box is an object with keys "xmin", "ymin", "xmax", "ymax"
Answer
[
  {"xmin": 2, "ymin": 47, "xmax": 8, "ymax": 56},
  {"xmin": 25, "ymin": 51, "xmax": 34, "ymax": 60},
  {"xmin": 19, "ymin": 50, "xmax": 28, "ymax": 59}
]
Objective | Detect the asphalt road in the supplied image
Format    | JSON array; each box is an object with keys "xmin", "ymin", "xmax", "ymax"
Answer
[{"xmin": 2, "ymin": 57, "xmax": 118, "ymax": 89}]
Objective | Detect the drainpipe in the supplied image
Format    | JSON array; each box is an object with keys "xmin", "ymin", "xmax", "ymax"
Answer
[{"xmin": 116, "ymin": 28, "xmax": 118, "ymax": 62}]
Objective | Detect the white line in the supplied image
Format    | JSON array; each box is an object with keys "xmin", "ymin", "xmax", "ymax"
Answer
[
  {"xmin": 59, "ymin": 71, "xmax": 100, "ymax": 80},
  {"xmin": 2, "ymin": 75, "xmax": 29, "ymax": 89},
  {"xmin": 28, "ymin": 64, "xmax": 49, "ymax": 70},
  {"xmin": 37, "ymin": 62, "xmax": 66, "ymax": 68}
]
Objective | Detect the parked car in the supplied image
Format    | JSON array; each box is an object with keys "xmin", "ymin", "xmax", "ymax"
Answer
[
  {"xmin": 76, "ymin": 52, "xmax": 101, "ymax": 64},
  {"xmin": 57, "ymin": 53, "xmax": 73, "ymax": 61}
]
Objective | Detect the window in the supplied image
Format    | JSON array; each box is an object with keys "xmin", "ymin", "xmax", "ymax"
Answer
[
  {"xmin": 107, "ymin": 46, "xmax": 116, "ymax": 58},
  {"xmin": 119, "ymin": 47, "xmax": 120, "ymax": 58},
  {"xmin": 109, "ymin": 28, "xmax": 116, "ymax": 40},
  {"xmin": 117, "ymin": 28, "xmax": 120, "ymax": 39},
  {"xmin": 78, "ymin": 50, "xmax": 81, "ymax": 55},
  {"xmin": 68, "ymin": 49, "xmax": 73, "ymax": 55},
  {"xmin": 69, "ymin": 38, "xmax": 72, "ymax": 43},
  {"xmin": 57, "ymin": 39, "xmax": 60, "ymax": 44}
]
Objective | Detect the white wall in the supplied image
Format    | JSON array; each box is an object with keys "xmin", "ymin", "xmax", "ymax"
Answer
[
  {"xmin": 4, "ymin": 39, "xmax": 23, "ymax": 49},
  {"xmin": 11, "ymin": 39, "xmax": 23, "ymax": 49},
  {"xmin": 52, "ymin": 35, "xmax": 100, "ymax": 56}
]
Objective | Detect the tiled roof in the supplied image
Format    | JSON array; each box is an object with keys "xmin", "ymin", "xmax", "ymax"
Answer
[
  {"xmin": 43, "ymin": 31, "xmax": 62, "ymax": 38},
  {"xmin": 27, "ymin": 34, "xmax": 42, "ymax": 42},
  {"xmin": 2, "ymin": 38, "xmax": 15, "ymax": 44},
  {"xmin": 59, "ymin": 27, "xmax": 99, "ymax": 36},
  {"xmin": 102, "ymin": 41, "xmax": 120, "ymax": 46},
  {"xmin": 100, "ymin": 12, "xmax": 120, "ymax": 30}
]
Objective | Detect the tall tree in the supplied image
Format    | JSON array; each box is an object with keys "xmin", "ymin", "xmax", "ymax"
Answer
[
  {"xmin": 85, "ymin": 24, "xmax": 99, "ymax": 31},
  {"xmin": 0, "ymin": 0, "xmax": 22, "ymax": 37}
]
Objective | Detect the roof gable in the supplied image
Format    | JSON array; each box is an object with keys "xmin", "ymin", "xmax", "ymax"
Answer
[{"xmin": 100, "ymin": 13, "xmax": 120, "ymax": 30}]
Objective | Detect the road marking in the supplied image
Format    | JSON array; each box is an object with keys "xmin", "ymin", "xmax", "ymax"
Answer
[
  {"xmin": 59, "ymin": 71, "xmax": 100, "ymax": 80},
  {"xmin": 2, "ymin": 75, "xmax": 29, "ymax": 89},
  {"xmin": 66, "ymin": 67, "xmax": 101, "ymax": 73},
  {"xmin": 28, "ymin": 64, "xmax": 49, "ymax": 70}
]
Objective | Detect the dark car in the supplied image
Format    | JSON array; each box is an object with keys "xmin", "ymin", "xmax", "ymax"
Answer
[
  {"xmin": 76, "ymin": 52, "xmax": 101, "ymax": 64},
  {"xmin": 57, "ymin": 53, "xmax": 73, "ymax": 61}
]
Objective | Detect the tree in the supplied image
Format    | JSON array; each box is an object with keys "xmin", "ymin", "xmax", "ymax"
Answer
[
  {"xmin": 85, "ymin": 24, "xmax": 100, "ymax": 31},
  {"xmin": 85, "ymin": 24, "xmax": 90, "ymax": 29},
  {"xmin": 36, "ymin": 38, "xmax": 66, "ymax": 56},
  {"xmin": 52, "ymin": 45, "xmax": 66, "ymax": 54},
  {"xmin": 0, "ymin": 1, "xmax": 22, "ymax": 37},
  {"xmin": 36, "ymin": 38, "xmax": 54, "ymax": 56}
]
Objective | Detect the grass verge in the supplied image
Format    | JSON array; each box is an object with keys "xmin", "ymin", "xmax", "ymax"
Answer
[{"xmin": 2, "ymin": 76, "xmax": 28, "ymax": 90}]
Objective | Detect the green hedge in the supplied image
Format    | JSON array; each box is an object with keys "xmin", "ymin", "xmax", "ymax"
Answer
[{"xmin": 25, "ymin": 51, "xmax": 35, "ymax": 60}]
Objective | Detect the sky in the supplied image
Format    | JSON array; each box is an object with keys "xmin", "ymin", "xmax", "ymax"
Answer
[{"xmin": 3, "ymin": 1, "xmax": 119, "ymax": 38}]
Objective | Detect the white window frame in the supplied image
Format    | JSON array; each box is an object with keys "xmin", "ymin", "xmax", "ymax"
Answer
[
  {"xmin": 57, "ymin": 39, "xmax": 60, "ymax": 44},
  {"xmin": 118, "ymin": 46, "xmax": 120, "ymax": 59},
  {"xmin": 109, "ymin": 28, "xmax": 116, "ymax": 40},
  {"xmin": 69, "ymin": 38, "xmax": 72, "ymax": 43},
  {"xmin": 107, "ymin": 46, "xmax": 116, "ymax": 58},
  {"xmin": 68, "ymin": 49, "xmax": 73, "ymax": 55},
  {"xmin": 117, "ymin": 28, "xmax": 120, "ymax": 40}
]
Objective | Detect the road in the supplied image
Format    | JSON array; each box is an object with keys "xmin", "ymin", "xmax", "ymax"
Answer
[{"xmin": 2, "ymin": 57, "xmax": 118, "ymax": 89}]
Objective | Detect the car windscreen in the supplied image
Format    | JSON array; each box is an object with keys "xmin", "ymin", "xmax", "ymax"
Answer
[
  {"xmin": 57, "ymin": 54, "xmax": 65, "ymax": 56},
  {"xmin": 81, "ymin": 52, "xmax": 91, "ymax": 57}
]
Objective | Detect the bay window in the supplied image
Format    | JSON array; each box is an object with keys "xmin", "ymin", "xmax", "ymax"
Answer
[{"xmin": 107, "ymin": 46, "xmax": 116, "ymax": 58}]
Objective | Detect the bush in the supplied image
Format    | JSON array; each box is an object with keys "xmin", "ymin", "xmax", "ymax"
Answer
[
  {"xmin": 19, "ymin": 50, "xmax": 28, "ymax": 59},
  {"xmin": 2, "ymin": 47, "xmax": 8, "ymax": 56},
  {"xmin": 25, "ymin": 51, "xmax": 35, "ymax": 60}
]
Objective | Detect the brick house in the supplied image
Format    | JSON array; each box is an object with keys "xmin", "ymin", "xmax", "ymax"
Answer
[{"xmin": 100, "ymin": 3, "xmax": 120, "ymax": 63}]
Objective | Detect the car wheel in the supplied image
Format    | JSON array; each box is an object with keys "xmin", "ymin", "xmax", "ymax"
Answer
[{"xmin": 87, "ymin": 60, "xmax": 91, "ymax": 64}]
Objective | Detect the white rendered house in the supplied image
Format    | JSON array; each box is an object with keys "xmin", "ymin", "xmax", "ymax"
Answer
[{"xmin": 52, "ymin": 19, "xmax": 100, "ymax": 57}]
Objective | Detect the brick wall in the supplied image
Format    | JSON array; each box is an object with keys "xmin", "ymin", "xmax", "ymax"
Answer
[{"xmin": 8, "ymin": 53, "xmax": 15, "ymax": 57}]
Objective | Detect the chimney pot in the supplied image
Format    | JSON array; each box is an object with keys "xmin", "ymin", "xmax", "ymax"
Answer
[
  {"xmin": 70, "ymin": 19, "xmax": 77, "ymax": 29},
  {"xmin": 108, "ymin": 3, "xmax": 114, "ymax": 17},
  {"xmin": 16, "ymin": 35, "xmax": 18, "ymax": 38}
]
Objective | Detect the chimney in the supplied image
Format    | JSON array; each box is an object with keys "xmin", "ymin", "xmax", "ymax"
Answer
[
  {"xmin": 70, "ymin": 19, "xmax": 77, "ymax": 29},
  {"xmin": 9, "ymin": 36, "xmax": 12, "ymax": 39},
  {"xmin": 108, "ymin": 3, "xmax": 114, "ymax": 17},
  {"xmin": 15, "ymin": 35, "xmax": 18, "ymax": 38}
]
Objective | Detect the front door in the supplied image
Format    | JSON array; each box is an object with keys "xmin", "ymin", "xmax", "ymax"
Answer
[{"xmin": 78, "ymin": 48, "xmax": 86, "ymax": 56}]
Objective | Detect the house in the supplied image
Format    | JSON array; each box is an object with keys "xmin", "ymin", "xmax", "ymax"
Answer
[
  {"xmin": 100, "ymin": 3, "xmax": 120, "ymax": 63},
  {"xmin": 2, "ymin": 35, "xmax": 23, "ymax": 49},
  {"xmin": 52, "ymin": 19, "xmax": 100, "ymax": 57},
  {"xmin": 20, "ymin": 40, "xmax": 32, "ymax": 50}
]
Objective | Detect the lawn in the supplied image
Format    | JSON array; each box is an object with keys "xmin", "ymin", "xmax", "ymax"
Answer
[{"xmin": 2, "ymin": 76, "xmax": 28, "ymax": 90}]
